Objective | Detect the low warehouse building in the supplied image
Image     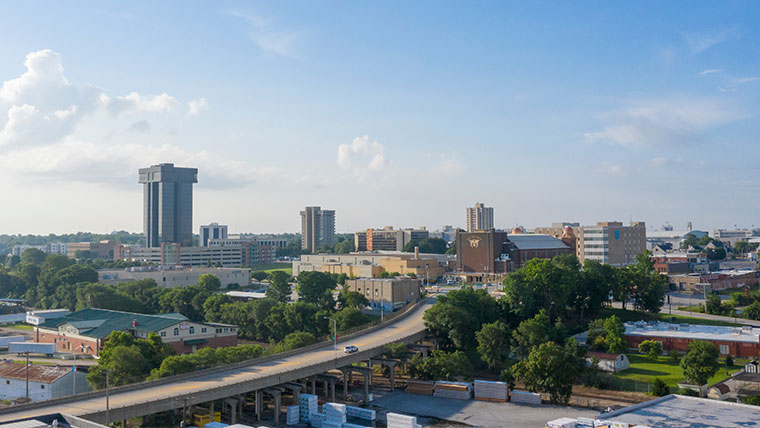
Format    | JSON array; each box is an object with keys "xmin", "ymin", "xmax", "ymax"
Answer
[
  {"xmin": 624, "ymin": 321, "xmax": 760, "ymax": 357},
  {"xmin": 344, "ymin": 278, "xmax": 422, "ymax": 312},
  {"xmin": 0, "ymin": 362, "xmax": 89, "ymax": 401}
]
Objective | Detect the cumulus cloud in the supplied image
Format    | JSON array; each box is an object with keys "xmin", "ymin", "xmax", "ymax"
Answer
[
  {"xmin": 188, "ymin": 97, "xmax": 209, "ymax": 116},
  {"xmin": 337, "ymin": 135, "xmax": 388, "ymax": 178},
  {"xmin": 584, "ymin": 97, "xmax": 746, "ymax": 148},
  {"xmin": 126, "ymin": 120, "xmax": 151, "ymax": 133},
  {"xmin": 0, "ymin": 49, "xmax": 196, "ymax": 148}
]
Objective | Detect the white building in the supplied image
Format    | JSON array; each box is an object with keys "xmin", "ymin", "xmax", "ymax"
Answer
[
  {"xmin": 585, "ymin": 351, "xmax": 630, "ymax": 373},
  {"xmin": 200, "ymin": 223, "xmax": 228, "ymax": 247},
  {"xmin": 466, "ymin": 203, "xmax": 494, "ymax": 232},
  {"xmin": 11, "ymin": 243, "xmax": 68, "ymax": 257},
  {"xmin": 25, "ymin": 309, "xmax": 71, "ymax": 326},
  {"xmin": 98, "ymin": 266, "xmax": 250, "ymax": 288},
  {"xmin": 0, "ymin": 362, "xmax": 89, "ymax": 401}
]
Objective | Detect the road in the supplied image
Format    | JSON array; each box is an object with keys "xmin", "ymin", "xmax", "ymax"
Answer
[{"xmin": 0, "ymin": 299, "xmax": 433, "ymax": 424}]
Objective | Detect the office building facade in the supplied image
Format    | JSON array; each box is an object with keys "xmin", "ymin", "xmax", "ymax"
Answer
[
  {"xmin": 354, "ymin": 227, "xmax": 429, "ymax": 251},
  {"xmin": 300, "ymin": 206, "xmax": 336, "ymax": 252},
  {"xmin": 466, "ymin": 202, "xmax": 494, "ymax": 232},
  {"xmin": 200, "ymin": 223, "xmax": 228, "ymax": 247},
  {"xmin": 139, "ymin": 163, "xmax": 198, "ymax": 248},
  {"xmin": 577, "ymin": 221, "xmax": 646, "ymax": 266}
]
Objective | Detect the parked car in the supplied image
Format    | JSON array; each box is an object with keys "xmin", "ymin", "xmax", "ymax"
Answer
[{"xmin": 344, "ymin": 345, "xmax": 359, "ymax": 354}]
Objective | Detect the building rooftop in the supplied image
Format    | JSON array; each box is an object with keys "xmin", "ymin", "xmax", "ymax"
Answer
[
  {"xmin": 0, "ymin": 362, "xmax": 70, "ymax": 384},
  {"xmin": 38, "ymin": 308, "xmax": 189, "ymax": 339},
  {"xmin": 625, "ymin": 321, "xmax": 760, "ymax": 344},
  {"xmin": 599, "ymin": 394, "xmax": 760, "ymax": 428},
  {"xmin": 506, "ymin": 234, "xmax": 569, "ymax": 250}
]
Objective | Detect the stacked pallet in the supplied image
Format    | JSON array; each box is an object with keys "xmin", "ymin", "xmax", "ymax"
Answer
[
  {"xmin": 433, "ymin": 381, "xmax": 472, "ymax": 400},
  {"xmin": 510, "ymin": 390, "xmax": 542, "ymax": 405},
  {"xmin": 300, "ymin": 394, "xmax": 319, "ymax": 423},
  {"xmin": 387, "ymin": 412, "xmax": 422, "ymax": 428},
  {"xmin": 322, "ymin": 403, "xmax": 347, "ymax": 428},
  {"xmin": 575, "ymin": 417, "xmax": 595, "ymax": 428},
  {"xmin": 342, "ymin": 424, "xmax": 368, "ymax": 428},
  {"xmin": 473, "ymin": 380, "xmax": 508, "ymax": 402},
  {"xmin": 345, "ymin": 405, "xmax": 376, "ymax": 420},
  {"xmin": 286, "ymin": 405, "xmax": 300, "ymax": 425},
  {"xmin": 309, "ymin": 412, "xmax": 325, "ymax": 428},
  {"xmin": 405, "ymin": 380, "xmax": 434, "ymax": 395},
  {"xmin": 546, "ymin": 418, "xmax": 577, "ymax": 428}
]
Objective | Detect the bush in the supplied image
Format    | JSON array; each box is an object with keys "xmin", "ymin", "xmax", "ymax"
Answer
[
  {"xmin": 668, "ymin": 349, "xmax": 681, "ymax": 363},
  {"xmin": 743, "ymin": 395, "xmax": 760, "ymax": 406},
  {"xmin": 651, "ymin": 378, "xmax": 670, "ymax": 397},
  {"xmin": 725, "ymin": 355, "xmax": 734, "ymax": 367},
  {"xmin": 639, "ymin": 340, "xmax": 663, "ymax": 360}
]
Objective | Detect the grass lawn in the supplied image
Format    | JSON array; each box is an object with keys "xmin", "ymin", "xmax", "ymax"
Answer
[
  {"xmin": 601, "ymin": 307, "xmax": 741, "ymax": 327},
  {"xmin": 2, "ymin": 323, "xmax": 32, "ymax": 331},
  {"xmin": 612, "ymin": 353, "xmax": 746, "ymax": 388},
  {"xmin": 251, "ymin": 262, "xmax": 293, "ymax": 275}
]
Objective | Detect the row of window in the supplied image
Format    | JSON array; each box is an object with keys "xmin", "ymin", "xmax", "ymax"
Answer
[{"xmin": 159, "ymin": 326, "xmax": 233, "ymax": 337}]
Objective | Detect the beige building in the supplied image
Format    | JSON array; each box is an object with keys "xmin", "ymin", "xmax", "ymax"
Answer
[
  {"xmin": 293, "ymin": 251, "xmax": 453, "ymax": 279},
  {"xmin": 577, "ymin": 221, "xmax": 646, "ymax": 266},
  {"xmin": 344, "ymin": 278, "xmax": 422, "ymax": 312},
  {"xmin": 466, "ymin": 202, "xmax": 494, "ymax": 232},
  {"xmin": 354, "ymin": 227, "xmax": 429, "ymax": 251},
  {"xmin": 67, "ymin": 240, "xmax": 122, "ymax": 260},
  {"xmin": 98, "ymin": 266, "xmax": 250, "ymax": 288}
]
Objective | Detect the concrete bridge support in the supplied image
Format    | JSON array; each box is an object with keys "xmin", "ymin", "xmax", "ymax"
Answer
[
  {"xmin": 254, "ymin": 390, "xmax": 263, "ymax": 421},
  {"xmin": 317, "ymin": 374, "xmax": 339, "ymax": 402},
  {"xmin": 340, "ymin": 365, "xmax": 373, "ymax": 404},
  {"xmin": 370, "ymin": 358, "xmax": 400, "ymax": 391},
  {"xmin": 408, "ymin": 343, "xmax": 431, "ymax": 358},
  {"xmin": 264, "ymin": 388, "xmax": 283, "ymax": 426},
  {"xmin": 282, "ymin": 382, "xmax": 303, "ymax": 402},
  {"xmin": 223, "ymin": 397, "xmax": 240, "ymax": 425}
]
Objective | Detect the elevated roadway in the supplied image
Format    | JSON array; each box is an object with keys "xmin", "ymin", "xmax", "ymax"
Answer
[{"xmin": 0, "ymin": 299, "xmax": 433, "ymax": 424}]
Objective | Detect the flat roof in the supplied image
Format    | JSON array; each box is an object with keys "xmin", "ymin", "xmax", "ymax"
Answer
[
  {"xmin": 599, "ymin": 394, "xmax": 760, "ymax": 428},
  {"xmin": 506, "ymin": 234, "xmax": 569, "ymax": 250},
  {"xmin": 0, "ymin": 362, "xmax": 69, "ymax": 384},
  {"xmin": 625, "ymin": 321, "xmax": 760, "ymax": 344}
]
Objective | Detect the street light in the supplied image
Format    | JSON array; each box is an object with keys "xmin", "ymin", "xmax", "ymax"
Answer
[{"xmin": 324, "ymin": 317, "xmax": 337, "ymax": 359}]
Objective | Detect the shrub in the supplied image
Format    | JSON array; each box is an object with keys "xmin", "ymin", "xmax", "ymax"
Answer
[
  {"xmin": 743, "ymin": 395, "xmax": 760, "ymax": 406},
  {"xmin": 668, "ymin": 349, "xmax": 680, "ymax": 363},
  {"xmin": 639, "ymin": 340, "xmax": 663, "ymax": 360},
  {"xmin": 651, "ymin": 378, "xmax": 670, "ymax": 397}
]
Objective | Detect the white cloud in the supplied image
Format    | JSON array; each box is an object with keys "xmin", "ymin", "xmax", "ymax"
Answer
[
  {"xmin": 584, "ymin": 97, "xmax": 746, "ymax": 148},
  {"xmin": 126, "ymin": 120, "xmax": 151, "ymax": 133},
  {"xmin": 732, "ymin": 77, "xmax": 759, "ymax": 84},
  {"xmin": 188, "ymin": 97, "xmax": 209, "ymax": 116},
  {"xmin": 337, "ymin": 135, "xmax": 388, "ymax": 179},
  {"xmin": 225, "ymin": 10, "xmax": 301, "ymax": 58},
  {"xmin": 597, "ymin": 162, "xmax": 625, "ymax": 176},
  {"xmin": 699, "ymin": 69, "xmax": 722, "ymax": 75},
  {"xmin": 104, "ymin": 92, "xmax": 180, "ymax": 117},
  {"xmin": 683, "ymin": 29, "xmax": 740, "ymax": 55},
  {"xmin": 649, "ymin": 157, "xmax": 667, "ymax": 167}
]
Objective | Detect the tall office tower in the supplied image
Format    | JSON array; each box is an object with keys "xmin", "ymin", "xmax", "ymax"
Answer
[
  {"xmin": 139, "ymin": 163, "xmax": 198, "ymax": 248},
  {"xmin": 200, "ymin": 223, "xmax": 228, "ymax": 247},
  {"xmin": 577, "ymin": 221, "xmax": 646, "ymax": 266},
  {"xmin": 300, "ymin": 206, "xmax": 336, "ymax": 252},
  {"xmin": 466, "ymin": 202, "xmax": 494, "ymax": 232}
]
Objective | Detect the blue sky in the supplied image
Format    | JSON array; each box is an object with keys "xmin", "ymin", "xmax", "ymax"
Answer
[{"xmin": 0, "ymin": 1, "xmax": 758, "ymax": 234}]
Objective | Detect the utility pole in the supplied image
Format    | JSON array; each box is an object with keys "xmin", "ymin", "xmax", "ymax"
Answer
[
  {"xmin": 72, "ymin": 353, "xmax": 77, "ymax": 396},
  {"xmin": 25, "ymin": 352, "xmax": 29, "ymax": 401},
  {"xmin": 105, "ymin": 370, "xmax": 111, "ymax": 425},
  {"xmin": 324, "ymin": 317, "xmax": 337, "ymax": 359}
]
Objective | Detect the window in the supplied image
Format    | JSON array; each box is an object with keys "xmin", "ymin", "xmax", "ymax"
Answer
[
  {"xmin": 41, "ymin": 385, "xmax": 45, "ymax": 389},
  {"xmin": 216, "ymin": 328, "xmax": 222, "ymax": 334},
  {"xmin": 5, "ymin": 380, "xmax": 8, "ymax": 385},
  {"xmin": 189, "ymin": 327, "xmax": 195, "ymax": 334},
  {"xmin": 160, "ymin": 332, "xmax": 166, "ymax": 337},
  {"xmin": 173, "ymin": 328, "xmax": 179, "ymax": 336},
  {"xmin": 719, "ymin": 344, "xmax": 729, "ymax": 355},
  {"xmin": 201, "ymin": 327, "xmax": 207, "ymax": 333}
]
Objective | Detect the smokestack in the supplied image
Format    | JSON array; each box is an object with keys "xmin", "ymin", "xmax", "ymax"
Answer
[{"xmin": 414, "ymin": 246, "xmax": 420, "ymax": 259}]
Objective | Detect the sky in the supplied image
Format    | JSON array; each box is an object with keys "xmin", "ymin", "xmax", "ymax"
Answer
[{"xmin": 0, "ymin": 1, "xmax": 759, "ymax": 235}]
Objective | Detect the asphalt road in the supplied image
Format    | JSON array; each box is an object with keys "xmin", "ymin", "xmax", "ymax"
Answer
[{"xmin": 0, "ymin": 300, "xmax": 433, "ymax": 423}]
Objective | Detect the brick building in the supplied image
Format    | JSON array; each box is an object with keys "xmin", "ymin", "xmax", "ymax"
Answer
[
  {"xmin": 35, "ymin": 308, "xmax": 237, "ymax": 357},
  {"xmin": 624, "ymin": 321, "xmax": 760, "ymax": 357}
]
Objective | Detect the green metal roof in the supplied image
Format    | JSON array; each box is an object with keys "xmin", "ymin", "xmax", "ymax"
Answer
[{"xmin": 38, "ymin": 308, "xmax": 189, "ymax": 339}]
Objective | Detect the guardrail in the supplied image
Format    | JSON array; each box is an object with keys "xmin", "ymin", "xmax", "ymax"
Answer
[{"xmin": 0, "ymin": 296, "xmax": 432, "ymax": 418}]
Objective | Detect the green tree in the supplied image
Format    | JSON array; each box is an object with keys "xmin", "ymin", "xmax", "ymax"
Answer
[
  {"xmin": 334, "ymin": 239, "xmax": 355, "ymax": 254},
  {"xmin": 333, "ymin": 307, "xmax": 370, "ymax": 330},
  {"xmin": 638, "ymin": 340, "xmax": 663, "ymax": 359},
  {"xmin": 276, "ymin": 331, "xmax": 318, "ymax": 351},
  {"xmin": 251, "ymin": 271, "xmax": 269, "ymax": 282},
  {"xmin": 410, "ymin": 350, "xmax": 472, "ymax": 381},
  {"xmin": 402, "ymin": 237, "xmax": 448, "ymax": 254},
  {"xmin": 423, "ymin": 287, "xmax": 500, "ymax": 350},
  {"xmin": 202, "ymin": 293, "xmax": 234, "ymax": 321},
  {"xmin": 445, "ymin": 242, "xmax": 456, "ymax": 255},
  {"xmin": 503, "ymin": 255, "xmax": 578, "ymax": 322},
  {"xmin": 198, "ymin": 273, "xmax": 222, "ymax": 291},
  {"xmin": 743, "ymin": 300, "xmax": 760, "ymax": 320},
  {"xmin": 604, "ymin": 315, "xmax": 627, "ymax": 353},
  {"xmin": 680, "ymin": 341, "xmax": 720, "ymax": 388},
  {"xmin": 296, "ymin": 271, "xmax": 337, "ymax": 309},
  {"xmin": 586, "ymin": 318, "xmax": 607, "ymax": 351},
  {"xmin": 651, "ymin": 378, "xmax": 670, "ymax": 396},
  {"xmin": 342, "ymin": 291, "xmax": 369, "ymax": 309},
  {"xmin": 476, "ymin": 320, "xmax": 511, "ymax": 369},
  {"xmin": 20, "ymin": 248, "xmax": 47, "ymax": 265},
  {"xmin": 511, "ymin": 310, "xmax": 565, "ymax": 358},
  {"xmin": 629, "ymin": 252, "xmax": 666, "ymax": 313},
  {"xmin": 75, "ymin": 283, "xmax": 145, "ymax": 313},
  {"xmin": 266, "ymin": 271, "xmax": 291, "ymax": 304},
  {"xmin": 705, "ymin": 294, "xmax": 722, "ymax": 315},
  {"xmin": 513, "ymin": 340, "xmax": 584, "ymax": 404}
]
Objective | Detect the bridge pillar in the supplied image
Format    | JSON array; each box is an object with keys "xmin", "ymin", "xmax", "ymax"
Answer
[
  {"xmin": 362, "ymin": 372, "xmax": 370, "ymax": 404},
  {"xmin": 342, "ymin": 368, "xmax": 349, "ymax": 398},
  {"xmin": 239, "ymin": 394, "xmax": 244, "ymax": 418},
  {"xmin": 255, "ymin": 390, "xmax": 263, "ymax": 421},
  {"xmin": 330, "ymin": 380, "xmax": 336, "ymax": 402},
  {"xmin": 224, "ymin": 398, "xmax": 239, "ymax": 424},
  {"xmin": 323, "ymin": 379, "xmax": 329, "ymax": 398},
  {"xmin": 311, "ymin": 377, "xmax": 317, "ymax": 395},
  {"xmin": 209, "ymin": 401, "xmax": 214, "ymax": 421},
  {"xmin": 367, "ymin": 360, "xmax": 373, "ymax": 386},
  {"xmin": 264, "ymin": 388, "xmax": 283, "ymax": 426}
]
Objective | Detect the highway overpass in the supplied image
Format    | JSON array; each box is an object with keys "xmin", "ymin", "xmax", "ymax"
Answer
[{"xmin": 0, "ymin": 298, "xmax": 433, "ymax": 425}]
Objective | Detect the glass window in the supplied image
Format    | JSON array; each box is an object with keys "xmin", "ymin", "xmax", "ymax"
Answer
[
  {"xmin": 201, "ymin": 327, "xmax": 207, "ymax": 333},
  {"xmin": 189, "ymin": 326, "xmax": 195, "ymax": 334},
  {"xmin": 173, "ymin": 328, "xmax": 179, "ymax": 336},
  {"xmin": 160, "ymin": 332, "xmax": 166, "ymax": 337}
]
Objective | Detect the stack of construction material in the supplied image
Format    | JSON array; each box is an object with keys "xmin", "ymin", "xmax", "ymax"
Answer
[
  {"xmin": 286, "ymin": 405, "xmax": 300, "ymax": 425},
  {"xmin": 386, "ymin": 412, "xmax": 422, "ymax": 428},
  {"xmin": 609, "ymin": 422, "xmax": 631, "ymax": 428},
  {"xmin": 300, "ymin": 394, "xmax": 319, "ymax": 423},
  {"xmin": 203, "ymin": 423, "xmax": 228, "ymax": 428},
  {"xmin": 309, "ymin": 412, "xmax": 325, "ymax": 428},
  {"xmin": 510, "ymin": 390, "xmax": 542, "ymax": 405},
  {"xmin": 546, "ymin": 418, "xmax": 577, "ymax": 428},
  {"xmin": 346, "ymin": 405, "xmax": 376, "ymax": 420},
  {"xmin": 473, "ymin": 380, "xmax": 508, "ymax": 402},
  {"xmin": 575, "ymin": 417, "xmax": 595, "ymax": 428},
  {"xmin": 433, "ymin": 381, "xmax": 472, "ymax": 400},
  {"xmin": 342, "ymin": 424, "xmax": 368, "ymax": 428},
  {"xmin": 322, "ymin": 403, "xmax": 347, "ymax": 428},
  {"xmin": 405, "ymin": 380, "xmax": 434, "ymax": 395}
]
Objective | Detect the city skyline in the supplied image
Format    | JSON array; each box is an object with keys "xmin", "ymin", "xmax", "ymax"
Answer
[{"xmin": 1, "ymin": 2, "xmax": 759, "ymax": 235}]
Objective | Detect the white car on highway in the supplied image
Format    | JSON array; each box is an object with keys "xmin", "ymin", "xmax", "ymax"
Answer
[{"xmin": 343, "ymin": 345, "xmax": 358, "ymax": 354}]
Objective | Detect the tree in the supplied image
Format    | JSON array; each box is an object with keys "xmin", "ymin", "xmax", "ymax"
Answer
[
  {"xmin": 334, "ymin": 307, "xmax": 370, "ymax": 330},
  {"xmin": 513, "ymin": 340, "xmax": 584, "ymax": 404},
  {"xmin": 251, "ymin": 271, "xmax": 269, "ymax": 282},
  {"xmin": 266, "ymin": 271, "xmax": 291, "ymax": 304},
  {"xmin": 202, "ymin": 293, "xmax": 233, "ymax": 321},
  {"xmin": 604, "ymin": 315, "xmax": 626, "ymax": 354},
  {"xmin": 198, "ymin": 273, "xmax": 221, "ymax": 291},
  {"xmin": 638, "ymin": 340, "xmax": 663, "ymax": 359},
  {"xmin": 744, "ymin": 301, "xmax": 760, "ymax": 320},
  {"xmin": 334, "ymin": 239, "xmax": 355, "ymax": 254},
  {"xmin": 343, "ymin": 291, "xmax": 369, "ymax": 309},
  {"xmin": 445, "ymin": 243, "xmax": 456, "ymax": 255},
  {"xmin": 20, "ymin": 248, "xmax": 46, "ymax": 265},
  {"xmin": 574, "ymin": 260, "xmax": 615, "ymax": 321},
  {"xmin": 707, "ymin": 247, "xmax": 727, "ymax": 260},
  {"xmin": 410, "ymin": 350, "xmax": 472, "ymax": 381},
  {"xmin": 705, "ymin": 294, "xmax": 722, "ymax": 315},
  {"xmin": 652, "ymin": 378, "xmax": 670, "ymax": 396},
  {"xmin": 502, "ymin": 255, "xmax": 578, "ymax": 322},
  {"xmin": 512, "ymin": 310, "xmax": 555, "ymax": 358},
  {"xmin": 276, "ymin": 331, "xmax": 318, "ymax": 351},
  {"xmin": 629, "ymin": 252, "xmax": 666, "ymax": 313},
  {"xmin": 75, "ymin": 283, "xmax": 145, "ymax": 313},
  {"xmin": 476, "ymin": 321, "xmax": 511, "ymax": 369},
  {"xmin": 296, "ymin": 271, "xmax": 337, "ymax": 309},
  {"xmin": 680, "ymin": 341, "xmax": 720, "ymax": 388},
  {"xmin": 423, "ymin": 287, "xmax": 500, "ymax": 350},
  {"xmin": 587, "ymin": 319, "xmax": 608, "ymax": 351}
]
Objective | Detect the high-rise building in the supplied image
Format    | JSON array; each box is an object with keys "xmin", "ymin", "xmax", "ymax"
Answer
[
  {"xmin": 466, "ymin": 203, "xmax": 494, "ymax": 232},
  {"xmin": 300, "ymin": 206, "xmax": 336, "ymax": 252},
  {"xmin": 139, "ymin": 163, "xmax": 198, "ymax": 248},
  {"xmin": 200, "ymin": 223, "xmax": 228, "ymax": 247},
  {"xmin": 577, "ymin": 221, "xmax": 646, "ymax": 266}
]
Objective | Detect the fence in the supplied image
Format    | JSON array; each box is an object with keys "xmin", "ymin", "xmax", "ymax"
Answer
[{"xmin": 598, "ymin": 374, "xmax": 652, "ymax": 394}]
